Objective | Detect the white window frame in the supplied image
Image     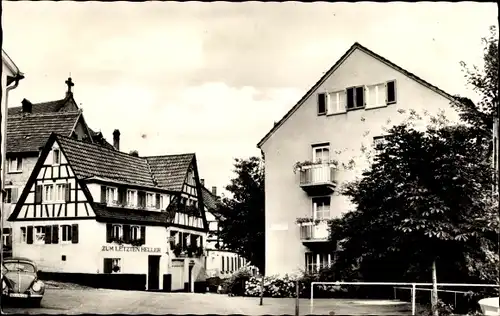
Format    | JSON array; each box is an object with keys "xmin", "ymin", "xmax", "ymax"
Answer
[
  {"xmin": 312, "ymin": 196, "xmax": 331, "ymax": 220},
  {"xmin": 34, "ymin": 226, "xmax": 45, "ymax": 244},
  {"xmin": 106, "ymin": 187, "xmax": 118, "ymax": 205},
  {"xmin": 112, "ymin": 225, "xmax": 122, "ymax": 239},
  {"xmin": 127, "ymin": 190, "xmax": 137, "ymax": 207},
  {"xmin": 7, "ymin": 157, "xmax": 23, "ymax": 173},
  {"xmin": 146, "ymin": 193, "xmax": 155, "ymax": 208},
  {"xmin": 60, "ymin": 225, "xmax": 72, "ymax": 243},
  {"xmin": 130, "ymin": 225, "xmax": 141, "ymax": 240},
  {"xmin": 43, "ymin": 184, "xmax": 54, "ymax": 203},
  {"xmin": 365, "ymin": 83, "xmax": 388, "ymax": 109},
  {"xmin": 54, "ymin": 183, "xmax": 66, "ymax": 203},
  {"xmin": 21, "ymin": 227, "xmax": 27, "ymax": 243},
  {"xmin": 312, "ymin": 145, "xmax": 330, "ymax": 163},
  {"xmin": 327, "ymin": 90, "xmax": 347, "ymax": 115},
  {"xmin": 305, "ymin": 252, "xmax": 332, "ymax": 273},
  {"xmin": 111, "ymin": 258, "xmax": 122, "ymax": 274},
  {"xmin": 53, "ymin": 149, "xmax": 61, "ymax": 165}
]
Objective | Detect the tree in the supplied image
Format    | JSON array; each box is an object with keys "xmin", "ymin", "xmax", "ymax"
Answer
[
  {"xmin": 216, "ymin": 156, "xmax": 265, "ymax": 273},
  {"xmin": 330, "ymin": 123, "xmax": 498, "ymax": 315}
]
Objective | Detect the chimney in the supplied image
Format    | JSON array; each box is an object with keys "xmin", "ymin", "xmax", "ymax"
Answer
[
  {"xmin": 211, "ymin": 186, "xmax": 217, "ymax": 196},
  {"xmin": 200, "ymin": 179, "xmax": 205, "ymax": 187},
  {"xmin": 113, "ymin": 129, "xmax": 120, "ymax": 151},
  {"xmin": 21, "ymin": 99, "xmax": 32, "ymax": 113}
]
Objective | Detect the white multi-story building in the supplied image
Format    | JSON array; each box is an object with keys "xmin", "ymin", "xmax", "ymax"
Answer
[{"xmin": 257, "ymin": 42, "xmax": 461, "ymax": 276}]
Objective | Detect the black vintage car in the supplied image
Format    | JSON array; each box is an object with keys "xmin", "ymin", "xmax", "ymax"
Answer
[{"xmin": 1, "ymin": 257, "xmax": 45, "ymax": 307}]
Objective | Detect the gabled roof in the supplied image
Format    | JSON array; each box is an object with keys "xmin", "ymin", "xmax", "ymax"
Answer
[
  {"xmin": 256, "ymin": 42, "xmax": 460, "ymax": 148},
  {"xmin": 201, "ymin": 186, "xmax": 220, "ymax": 211},
  {"xmin": 57, "ymin": 135, "xmax": 156, "ymax": 187},
  {"xmin": 7, "ymin": 111, "xmax": 83, "ymax": 153},
  {"xmin": 7, "ymin": 97, "xmax": 74, "ymax": 116},
  {"xmin": 146, "ymin": 154, "xmax": 195, "ymax": 191}
]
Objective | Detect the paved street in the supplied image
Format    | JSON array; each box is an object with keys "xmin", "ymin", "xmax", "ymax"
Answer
[{"xmin": 2, "ymin": 287, "xmax": 416, "ymax": 315}]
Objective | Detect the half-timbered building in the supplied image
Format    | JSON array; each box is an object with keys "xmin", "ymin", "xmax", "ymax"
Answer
[
  {"xmin": 201, "ymin": 185, "xmax": 248, "ymax": 279},
  {"xmin": 8, "ymin": 133, "xmax": 208, "ymax": 292},
  {"xmin": 2, "ymin": 77, "xmax": 116, "ymax": 257}
]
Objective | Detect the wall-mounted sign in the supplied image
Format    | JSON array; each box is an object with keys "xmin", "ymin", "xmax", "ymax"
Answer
[{"xmin": 101, "ymin": 245, "xmax": 161, "ymax": 253}]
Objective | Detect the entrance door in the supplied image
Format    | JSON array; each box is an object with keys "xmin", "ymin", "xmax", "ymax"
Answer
[
  {"xmin": 171, "ymin": 259, "xmax": 185, "ymax": 291},
  {"xmin": 148, "ymin": 255, "xmax": 161, "ymax": 291}
]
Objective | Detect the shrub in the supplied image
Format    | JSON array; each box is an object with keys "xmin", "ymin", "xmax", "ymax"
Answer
[
  {"xmin": 206, "ymin": 277, "xmax": 223, "ymax": 293},
  {"xmin": 221, "ymin": 267, "xmax": 254, "ymax": 296}
]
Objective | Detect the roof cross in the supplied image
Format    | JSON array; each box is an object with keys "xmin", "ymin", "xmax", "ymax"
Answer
[{"xmin": 65, "ymin": 77, "xmax": 74, "ymax": 94}]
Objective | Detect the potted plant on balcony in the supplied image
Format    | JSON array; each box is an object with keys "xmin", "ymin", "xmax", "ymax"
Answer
[
  {"xmin": 296, "ymin": 217, "xmax": 321, "ymax": 225},
  {"xmin": 110, "ymin": 236, "xmax": 125, "ymax": 245},
  {"xmin": 172, "ymin": 243, "xmax": 183, "ymax": 257},
  {"xmin": 131, "ymin": 238, "xmax": 144, "ymax": 247},
  {"xmin": 293, "ymin": 160, "xmax": 340, "ymax": 174}
]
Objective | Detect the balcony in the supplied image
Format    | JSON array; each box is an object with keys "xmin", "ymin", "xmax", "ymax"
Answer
[
  {"xmin": 298, "ymin": 163, "xmax": 337, "ymax": 195},
  {"xmin": 297, "ymin": 219, "xmax": 330, "ymax": 243}
]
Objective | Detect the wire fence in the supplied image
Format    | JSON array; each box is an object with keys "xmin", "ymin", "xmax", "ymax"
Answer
[{"xmin": 310, "ymin": 281, "xmax": 499, "ymax": 315}]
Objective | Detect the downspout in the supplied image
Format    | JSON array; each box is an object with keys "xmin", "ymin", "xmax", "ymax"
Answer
[{"xmin": 1, "ymin": 73, "xmax": 24, "ymax": 264}]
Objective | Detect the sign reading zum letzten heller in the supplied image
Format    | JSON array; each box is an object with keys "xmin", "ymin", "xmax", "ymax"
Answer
[{"xmin": 101, "ymin": 245, "xmax": 161, "ymax": 253}]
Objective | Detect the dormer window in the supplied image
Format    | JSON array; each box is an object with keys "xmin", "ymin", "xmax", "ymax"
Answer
[
  {"xmin": 53, "ymin": 149, "xmax": 61, "ymax": 165},
  {"xmin": 106, "ymin": 187, "xmax": 118, "ymax": 205},
  {"xmin": 146, "ymin": 193, "xmax": 155, "ymax": 208}
]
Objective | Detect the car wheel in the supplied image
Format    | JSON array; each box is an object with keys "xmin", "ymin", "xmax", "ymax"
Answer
[{"xmin": 31, "ymin": 298, "xmax": 42, "ymax": 308}]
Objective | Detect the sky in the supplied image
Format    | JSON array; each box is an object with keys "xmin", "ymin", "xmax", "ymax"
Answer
[{"xmin": 2, "ymin": 2, "xmax": 498, "ymax": 196}]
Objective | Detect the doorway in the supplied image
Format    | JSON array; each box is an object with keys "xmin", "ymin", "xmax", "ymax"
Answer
[{"xmin": 148, "ymin": 255, "xmax": 161, "ymax": 291}]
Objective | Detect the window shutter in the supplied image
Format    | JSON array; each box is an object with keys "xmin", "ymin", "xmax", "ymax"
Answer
[
  {"xmin": 103, "ymin": 258, "xmax": 113, "ymax": 274},
  {"xmin": 106, "ymin": 223, "xmax": 112, "ymax": 243},
  {"xmin": 317, "ymin": 93, "xmax": 326, "ymax": 115},
  {"xmin": 118, "ymin": 187, "xmax": 125, "ymax": 205},
  {"xmin": 101, "ymin": 186, "xmax": 107, "ymax": 203},
  {"xmin": 123, "ymin": 225, "xmax": 131, "ymax": 243},
  {"xmin": 387, "ymin": 81, "xmax": 396, "ymax": 104},
  {"xmin": 355, "ymin": 87, "xmax": 364, "ymax": 107},
  {"xmin": 65, "ymin": 183, "xmax": 71, "ymax": 202},
  {"xmin": 27, "ymin": 226, "xmax": 34, "ymax": 244},
  {"xmin": 35, "ymin": 185, "xmax": 43, "ymax": 204},
  {"xmin": 44, "ymin": 226, "xmax": 52, "ymax": 244},
  {"xmin": 50, "ymin": 225, "xmax": 59, "ymax": 244},
  {"xmin": 155, "ymin": 194, "xmax": 160, "ymax": 209},
  {"xmin": 140, "ymin": 226, "xmax": 146, "ymax": 245},
  {"xmin": 71, "ymin": 224, "xmax": 79, "ymax": 244},
  {"xmin": 11, "ymin": 188, "xmax": 18, "ymax": 204},
  {"xmin": 138, "ymin": 191, "xmax": 145, "ymax": 208}
]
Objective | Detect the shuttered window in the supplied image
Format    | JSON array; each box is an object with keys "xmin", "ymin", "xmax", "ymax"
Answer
[
  {"xmin": 61, "ymin": 225, "xmax": 72, "ymax": 243},
  {"xmin": 346, "ymin": 86, "xmax": 365, "ymax": 110},
  {"xmin": 387, "ymin": 80, "xmax": 397, "ymax": 104},
  {"xmin": 317, "ymin": 93, "xmax": 327, "ymax": 115}
]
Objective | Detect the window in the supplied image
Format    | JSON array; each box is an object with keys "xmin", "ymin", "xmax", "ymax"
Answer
[
  {"xmin": 366, "ymin": 83, "xmax": 387, "ymax": 109},
  {"xmin": 313, "ymin": 196, "xmax": 330, "ymax": 220},
  {"xmin": 373, "ymin": 136, "xmax": 388, "ymax": 152},
  {"xmin": 305, "ymin": 253, "xmax": 331, "ymax": 273},
  {"xmin": 43, "ymin": 185, "xmax": 54, "ymax": 202},
  {"xmin": 130, "ymin": 226, "xmax": 141, "ymax": 240},
  {"xmin": 112, "ymin": 225, "xmax": 122, "ymax": 239},
  {"xmin": 312, "ymin": 144, "xmax": 330, "ymax": 163},
  {"xmin": 21, "ymin": 227, "xmax": 27, "ymax": 243},
  {"xmin": 127, "ymin": 190, "xmax": 137, "ymax": 207},
  {"xmin": 104, "ymin": 258, "xmax": 121, "ymax": 274},
  {"xmin": 387, "ymin": 80, "xmax": 397, "ymax": 104},
  {"xmin": 8, "ymin": 157, "xmax": 23, "ymax": 173},
  {"xmin": 221, "ymin": 256, "xmax": 225, "ymax": 272},
  {"xmin": 53, "ymin": 149, "xmax": 61, "ymax": 165},
  {"xmin": 146, "ymin": 193, "xmax": 155, "ymax": 208},
  {"xmin": 61, "ymin": 225, "xmax": 72, "ymax": 243},
  {"xmin": 55, "ymin": 184, "xmax": 67, "ymax": 202},
  {"xmin": 2, "ymin": 228, "xmax": 12, "ymax": 248},
  {"xmin": 327, "ymin": 91, "xmax": 347, "ymax": 114},
  {"xmin": 106, "ymin": 187, "xmax": 118, "ymax": 204},
  {"xmin": 159, "ymin": 195, "xmax": 165, "ymax": 209},
  {"xmin": 346, "ymin": 86, "xmax": 365, "ymax": 110},
  {"xmin": 34, "ymin": 226, "xmax": 45, "ymax": 244},
  {"xmin": 317, "ymin": 93, "xmax": 327, "ymax": 115},
  {"xmin": 4, "ymin": 187, "xmax": 18, "ymax": 204}
]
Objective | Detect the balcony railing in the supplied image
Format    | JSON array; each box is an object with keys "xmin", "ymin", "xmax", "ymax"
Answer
[
  {"xmin": 299, "ymin": 164, "xmax": 336, "ymax": 195},
  {"xmin": 298, "ymin": 220, "xmax": 329, "ymax": 242}
]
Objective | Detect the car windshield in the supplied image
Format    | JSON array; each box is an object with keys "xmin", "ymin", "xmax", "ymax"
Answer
[{"xmin": 2, "ymin": 262, "xmax": 35, "ymax": 273}]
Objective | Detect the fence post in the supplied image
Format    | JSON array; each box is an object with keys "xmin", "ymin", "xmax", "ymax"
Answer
[
  {"xmin": 259, "ymin": 274, "xmax": 264, "ymax": 306},
  {"xmin": 295, "ymin": 280, "xmax": 299, "ymax": 316},
  {"xmin": 310, "ymin": 282, "xmax": 314, "ymax": 315},
  {"xmin": 411, "ymin": 283, "xmax": 416, "ymax": 316}
]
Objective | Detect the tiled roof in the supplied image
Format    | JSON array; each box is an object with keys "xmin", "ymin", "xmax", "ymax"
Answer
[
  {"xmin": 201, "ymin": 186, "xmax": 219, "ymax": 211},
  {"xmin": 92, "ymin": 203, "xmax": 173, "ymax": 226},
  {"xmin": 57, "ymin": 135, "xmax": 156, "ymax": 187},
  {"xmin": 7, "ymin": 112, "xmax": 81, "ymax": 153},
  {"xmin": 88, "ymin": 128, "xmax": 116, "ymax": 150},
  {"xmin": 7, "ymin": 97, "xmax": 72, "ymax": 116},
  {"xmin": 146, "ymin": 154, "xmax": 195, "ymax": 191}
]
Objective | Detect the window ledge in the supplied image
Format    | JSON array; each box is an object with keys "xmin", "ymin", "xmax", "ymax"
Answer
[
  {"xmin": 326, "ymin": 111, "xmax": 347, "ymax": 117},
  {"xmin": 346, "ymin": 107, "xmax": 365, "ymax": 112},
  {"xmin": 365, "ymin": 104, "xmax": 389, "ymax": 111}
]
